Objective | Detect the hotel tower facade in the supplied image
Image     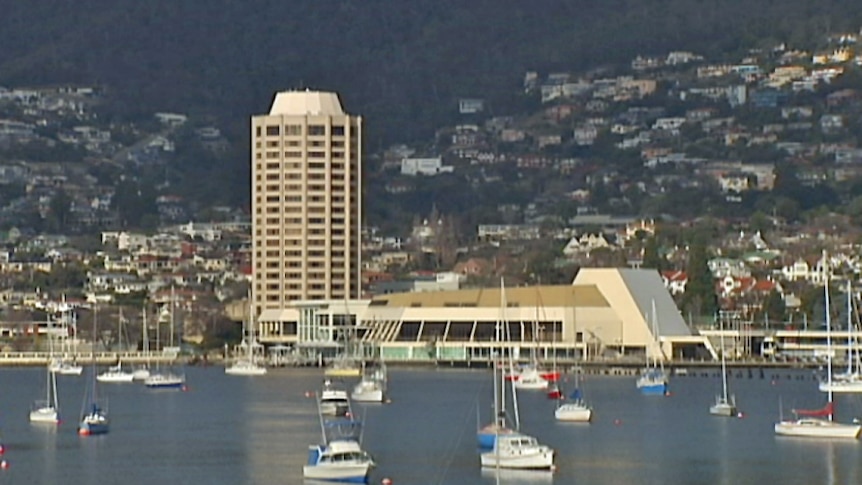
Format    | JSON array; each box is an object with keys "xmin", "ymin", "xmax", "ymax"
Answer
[{"xmin": 251, "ymin": 90, "xmax": 362, "ymax": 317}]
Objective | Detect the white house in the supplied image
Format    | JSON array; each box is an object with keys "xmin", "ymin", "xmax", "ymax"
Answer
[{"xmin": 401, "ymin": 157, "xmax": 454, "ymax": 176}]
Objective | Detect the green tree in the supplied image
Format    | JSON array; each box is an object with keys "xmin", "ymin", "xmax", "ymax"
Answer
[
  {"xmin": 641, "ymin": 236, "xmax": 664, "ymax": 271},
  {"xmin": 682, "ymin": 236, "xmax": 718, "ymax": 321},
  {"xmin": 48, "ymin": 189, "xmax": 73, "ymax": 233},
  {"xmin": 760, "ymin": 289, "xmax": 786, "ymax": 327}
]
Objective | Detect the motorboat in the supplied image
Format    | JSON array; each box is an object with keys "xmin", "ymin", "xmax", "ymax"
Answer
[
  {"xmin": 319, "ymin": 380, "xmax": 350, "ymax": 416},
  {"xmin": 513, "ymin": 367, "xmax": 549, "ymax": 390},
  {"xmin": 97, "ymin": 363, "xmax": 135, "ymax": 383},
  {"xmin": 303, "ymin": 440, "xmax": 374, "ymax": 482},
  {"xmin": 351, "ymin": 377, "xmax": 385, "ymax": 403},
  {"xmin": 480, "ymin": 433, "xmax": 555, "ymax": 470}
]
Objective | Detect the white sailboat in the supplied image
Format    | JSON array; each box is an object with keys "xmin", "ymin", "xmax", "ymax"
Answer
[
  {"xmin": 775, "ymin": 256, "xmax": 861, "ymax": 439},
  {"xmin": 636, "ymin": 299, "xmax": 669, "ymax": 395},
  {"xmin": 31, "ymin": 316, "xmax": 61, "ymax": 424},
  {"xmin": 351, "ymin": 360, "xmax": 387, "ymax": 403},
  {"xmin": 225, "ymin": 302, "xmax": 267, "ymax": 376},
  {"xmin": 554, "ymin": 370, "xmax": 592, "ymax": 422},
  {"xmin": 480, "ymin": 278, "xmax": 555, "ymax": 471},
  {"xmin": 98, "ymin": 309, "xmax": 134, "ymax": 383},
  {"xmin": 144, "ymin": 290, "xmax": 185, "ymax": 389},
  {"xmin": 710, "ymin": 316, "xmax": 738, "ymax": 417},
  {"xmin": 49, "ymin": 306, "xmax": 83, "ymax": 376},
  {"xmin": 819, "ymin": 280, "xmax": 862, "ymax": 393}
]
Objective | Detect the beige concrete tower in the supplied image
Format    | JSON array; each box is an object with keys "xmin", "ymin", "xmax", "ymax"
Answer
[{"xmin": 251, "ymin": 90, "xmax": 362, "ymax": 315}]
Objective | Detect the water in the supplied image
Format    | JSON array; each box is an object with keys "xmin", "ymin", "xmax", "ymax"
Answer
[{"xmin": 1, "ymin": 366, "xmax": 861, "ymax": 484}]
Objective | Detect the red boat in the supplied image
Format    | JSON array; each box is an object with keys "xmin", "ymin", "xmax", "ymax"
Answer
[{"xmin": 547, "ymin": 384, "xmax": 563, "ymax": 400}]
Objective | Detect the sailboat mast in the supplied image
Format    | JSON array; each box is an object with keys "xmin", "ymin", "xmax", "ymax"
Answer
[
  {"xmin": 719, "ymin": 315, "xmax": 729, "ymax": 401},
  {"xmin": 825, "ymin": 252, "xmax": 834, "ymax": 421},
  {"xmin": 847, "ymin": 279, "xmax": 853, "ymax": 377},
  {"xmin": 501, "ymin": 279, "xmax": 521, "ymax": 431}
]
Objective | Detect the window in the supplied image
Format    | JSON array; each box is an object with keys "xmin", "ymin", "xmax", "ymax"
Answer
[
  {"xmin": 285, "ymin": 151, "xmax": 302, "ymax": 158},
  {"xmin": 255, "ymin": 127, "xmax": 261, "ymax": 137},
  {"xmin": 266, "ymin": 140, "xmax": 279, "ymax": 148},
  {"xmin": 309, "ymin": 151, "xmax": 325, "ymax": 158},
  {"xmin": 286, "ymin": 125, "xmax": 302, "ymax": 136},
  {"xmin": 331, "ymin": 140, "xmax": 344, "ymax": 148},
  {"xmin": 310, "ymin": 140, "xmax": 325, "ymax": 147},
  {"xmin": 331, "ymin": 126, "xmax": 345, "ymax": 136},
  {"xmin": 308, "ymin": 125, "xmax": 325, "ymax": 136},
  {"xmin": 266, "ymin": 126, "xmax": 280, "ymax": 136}
]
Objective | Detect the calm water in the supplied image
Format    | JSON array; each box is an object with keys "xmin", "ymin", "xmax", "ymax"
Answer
[{"xmin": 0, "ymin": 365, "xmax": 861, "ymax": 484}]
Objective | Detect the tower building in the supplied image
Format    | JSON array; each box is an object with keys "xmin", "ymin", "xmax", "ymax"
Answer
[{"xmin": 251, "ymin": 90, "xmax": 362, "ymax": 316}]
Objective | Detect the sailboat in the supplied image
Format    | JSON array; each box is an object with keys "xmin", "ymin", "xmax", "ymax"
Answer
[
  {"xmin": 478, "ymin": 280, "xmax": 518, "ymax": 449},
  {"xmin": 144, "ymin": 291, "xmax": 185, "ymax": 389},
  {"xmin": 775, "ymin": 256, "xmax": 861, "ymax": 439},
  {"xmin": 31, "ymin": 316, "xmax": 61, "ymax": 424},
  {"xmin": 554, "ymin": 370, "xmax": 592, "ymax": 422},
  {"xmin": 709, "ymin": 315, "xmax": 738, "ymax": 417},
  {"xmin": 49, "ymin": 305, "xmax": 83, "ymax": 376},
  {"xmin": 351, "ymin": 358, "xmax": 387, "ymax": 403},
  {"xmin": 819, "ymin": 280, "xmax": 862, "ymax": 393},
  {"xmin": 98, "ymin": 309, "xmax": 134, "ymax": 383},
  {"xmin": 132, "ymin": 305, "xmax": 151, "ymax": 381},
  {"xmin": 225, "ymin": 302, "xmax": 267, "ymax": 376},
  {"xmin": 479, "ymin": 279, "xmax": 555, "ymax": 470},
  {"xmin": 636, "ymin": 300, "xmax": 669, "ymax": 395},
  {"xmin": 79, "ymin": 305, "xmax": 109, "ymax": 436}
]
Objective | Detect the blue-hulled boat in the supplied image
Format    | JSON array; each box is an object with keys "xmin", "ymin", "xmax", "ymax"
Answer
[
  {"xmin": 78, "ymin": 403, "xmax": 109, "ymax": 436},
  {"xmin": 636, "ymin": 368, "xmax": 668, "ymax": 395}
]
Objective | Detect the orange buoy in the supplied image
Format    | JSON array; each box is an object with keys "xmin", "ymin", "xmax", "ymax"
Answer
[{"xmin": 382, "ymin": 479, "xmax": 393, "ymax": 485}]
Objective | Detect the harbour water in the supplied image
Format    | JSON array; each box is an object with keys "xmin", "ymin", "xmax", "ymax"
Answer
[{"xmin": 1, "ymin": 366, "xmax": 861, "ymax": 484}]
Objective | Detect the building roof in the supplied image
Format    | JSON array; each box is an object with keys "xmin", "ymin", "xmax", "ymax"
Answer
[
  {"xmin": 269, "ymin": 90, "xmax": 344, "ymax": 116},
  {"xmin": 369, "ymin": 284, "xmax": 610, "ymax": 308}
]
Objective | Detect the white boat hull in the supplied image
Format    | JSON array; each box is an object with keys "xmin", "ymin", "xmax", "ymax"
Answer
[
  {"xmin": 29, "ymin": 406, "xmax": 59, "ymax": 424},
  {"xmin": 819, "ymin": 380, "xmax": 862, "ymax": 393},
  {"xmin": 351, "ymin": 380, "xmax": 384, "ymax": 402},
  {"xmin": 480, "ymin": 449, "xmax": 555, "ymax": 470},
  {"xmin": 710, "ymin": 402, "xmax": 737, "ymax": 417},
  {"xmin": 225, "ymin": 361, "xmax": 267, "ymax": 376},
  {"xmin": 97, "ymin": 371, "xmax": 135, "ymax": 383},
  {"xmin": 555, "ymin": 403, "xmax": 592, "ymax": 422},
  {"xmin": 774, "ymin": 419, "xmax": 861, "ymax": 439},
  {"xmin": 132, "ymin": 368, "xmax": 151, "ymax": 380},
  {"xmin": 303, "ymin": 463, "xmax": 373, "ymax": 481}
]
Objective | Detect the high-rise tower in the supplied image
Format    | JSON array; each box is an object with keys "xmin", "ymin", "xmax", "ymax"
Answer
[{"xmin": 251, "ymin": 90, "xmax": 361, "ymax": 315}]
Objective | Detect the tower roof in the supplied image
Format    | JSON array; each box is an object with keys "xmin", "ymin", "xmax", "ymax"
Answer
[{"xmin": 269, "ymin": 90, "xmax": 345, "ymax": 116}]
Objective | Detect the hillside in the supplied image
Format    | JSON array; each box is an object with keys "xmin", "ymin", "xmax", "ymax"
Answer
[{"xmin": 1, "ymin": 1, "xmax": 860, "ymax": 144}]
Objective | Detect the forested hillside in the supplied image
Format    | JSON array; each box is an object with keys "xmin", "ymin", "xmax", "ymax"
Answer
[{"xmin": 1, "ymin": 0, "xmax": 859, "ymax": 144}]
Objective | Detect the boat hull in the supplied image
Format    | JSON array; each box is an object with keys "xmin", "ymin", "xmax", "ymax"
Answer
[
  {"xmin": 225, "ymin": 363, "xmax": 267, "ymax": 376},
  {"xmin": 554, "ymin": 403, "xmax": 592, "ymax": 422},
  {"xmin": 78, "ymin": 414, "xmax": 109, "ymax": 436},
  {"xmin": 709, "ymin": 403, "xmax": 737, "ymax": 417},
  {"xmin": 144, "ymin": 374, "xmax": 185, "ymax": 389},
  {"xmin": 480, "ymin": 448, "xmax": 554, "ymax": 470},
  {"xmin": 774, "ymin": 419, "xmax": 861, "ymax": 439},
  {"xmin": 302, "ymin": 463, "xmax": 372, "ymax": 482},
  {"xmin": 351, "ymin": 389, "xmax": 384, "ymax": 403},
  {"xmin": 637, "ymin": 382, "xmax": 668, "ymax": 395},
  {"xmin": 132, "ymin": 368, "xmax": 151, "ymax": 380},
  {"xmin": 97, "ymin": 372, "xmax": 135, "ymax": 383},
  {"xmin": 29, "ymin": 407, "xmax": 59, "ymax": 424},
  {"xmin": 819, "ymin": 380, "xmax": 862, "ymax": 393}
]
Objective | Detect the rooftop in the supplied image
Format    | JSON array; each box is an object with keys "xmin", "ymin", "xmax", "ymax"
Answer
[{"xmin": 268, "ymin": 90, "xmax": 344, "ymax": 116}]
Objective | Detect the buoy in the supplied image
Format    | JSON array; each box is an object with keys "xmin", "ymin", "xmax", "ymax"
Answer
[
  {"xmin": 182, "ymin": 385, "xmax": 189, "ymax": 392},
  {"xmin": 737, "ymin": 412, "xmax": 745, "ymax": 419},
  {"xmin": 0, "ymin": 445, "xmax": 5, "ymax": 455},
  {"xmin": 385, "ymin": 399, "xmax": 392, "ymax": 404},
  {"xmin": 614, "ymin": 419, "xmax": 622, "ymax": 426},
  {"xmin": 381, "ymin": 478, "xmax": 393, "ymax": 485},
  {"xmin": 1, "ymin": 460, "xmax": 9, "ymax": 470},
  {"xmin": 305, "ymin": 391, "xmax": 314, "ymax": 398}
]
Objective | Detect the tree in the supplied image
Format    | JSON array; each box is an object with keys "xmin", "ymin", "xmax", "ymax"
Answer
[
  {"xmin": 760, "ymin": 289, "xmax": 786, "ymax": 327},
  {"xmin": 641, "ymin": 236, "xmax": 665, "ymax": 271},
  {"xmin": 48, "ymin": 189, "xmax": 73, "ymax": 233},
  {"xmin": 682, "ymin": 236, "xmax": 718, "ymax": 321}
]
